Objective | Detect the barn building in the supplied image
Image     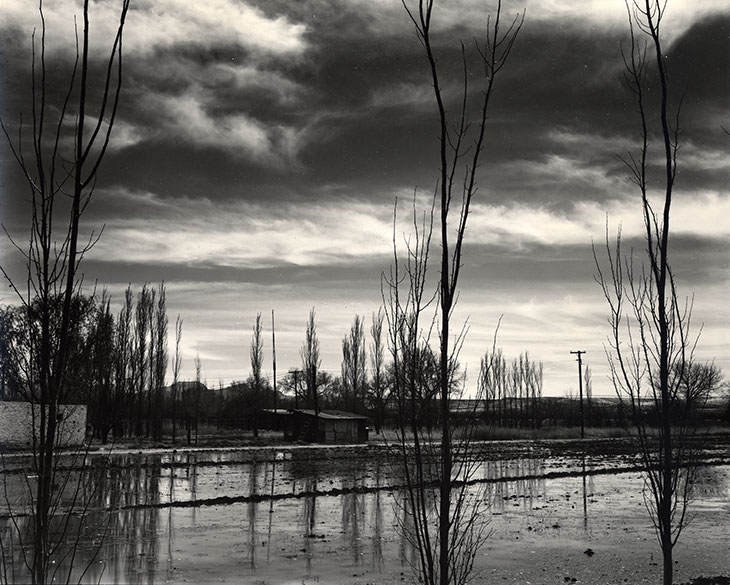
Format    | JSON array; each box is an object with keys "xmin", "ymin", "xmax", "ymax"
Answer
[{"xmin": 283, "ymin": 409, "xmax": 368, "ymax": 444}]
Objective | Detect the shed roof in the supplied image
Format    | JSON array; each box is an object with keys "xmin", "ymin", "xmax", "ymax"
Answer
[{"xmin": 292, "ymin": 409, "xmax": 367, "ymax": 421}]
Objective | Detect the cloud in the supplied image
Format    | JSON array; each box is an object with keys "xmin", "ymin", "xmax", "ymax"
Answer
[
  {"xmin": 514, "ymin": 0, "xmax": 728, "ymax": 46},
  {"xmin": 136, "ymin": 91, "xmax": 303, "ymax": 164},
  {"xmin": 0, "ymin": 0, "xmax": 309, "ymax": 59},
  {"xmin": 106, "ymin": 119, "xmax": 148, "ymax": 151},
  {"xmin": 681, "ymin": 140, "xmax": 730, "ymax": 172},
  {"xmin": 523, "ymin": 153, "xmax": 624, "ymax": 196},
  {"xmin": 0, "ymin": 1, "xmax": 312, "ymax": 162},
  {"xmin": 211, "ymin": 63, "xmax": 306, "ymax": 105},
  {"xmin": 3, "ymin": 0, "xmax": 727, "ymax": 392},
  {"xmin": 127, "ymin": 0, "xmax": 308, "ymax": 56},
  {"xmin": 342, "ymin": 0, "xmax": 730, "ymax": 47},
  {"xmin": 545, "ymin": 128, "xmax": 632, "ymax": 155},
  {"xmin": 85, "ymin": 184, "xmax": 730, "ymax": 275},
  {"xmin": 465, "ymin": 189, "xmax": 730, "ymax": 251},
  {"xmin": 88, "ymin": 190, "xmax": 397, "ymax": 268},
  {"xmin": 369, "ymin": 82, "xmax": 433, "ymax": 111}
]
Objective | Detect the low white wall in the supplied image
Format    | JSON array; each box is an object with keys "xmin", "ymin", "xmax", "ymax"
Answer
[{"xmin": 0, "ymin": 402, "xmax": 87, "ymax": 449}]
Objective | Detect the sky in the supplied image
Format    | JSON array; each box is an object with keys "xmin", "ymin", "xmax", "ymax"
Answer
[{"xmin": 1, "ymin": 0, "xmax": 728, "ymax": 397}]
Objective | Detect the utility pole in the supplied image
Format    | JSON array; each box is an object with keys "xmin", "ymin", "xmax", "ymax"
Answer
[
  {"xmin": 271, "ymin": 310, "xmax": 277, "ymax": 412},
  {"xmin": 571, "ymin": 350, "xmax": 586, "ymax": 438}
]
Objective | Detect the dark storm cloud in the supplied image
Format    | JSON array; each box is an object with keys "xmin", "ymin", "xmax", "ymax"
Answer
[
  {"xmin": 1, "ymin": 0, "xmax": 728, "ymax": 387},
  {"xmin": 460, "ymin": 232, "xmax": 729, "ymax": 289},
  {"xmin": 65, "ymin": 2, "xmax": 725, "ymax": 216},
  {"xmin": 667, "ymin": 14, "xmax": 730, "ymax": 118},
  {"xmin": 82, "ymin": 255, "xmax": 384, "ymax": 288}
]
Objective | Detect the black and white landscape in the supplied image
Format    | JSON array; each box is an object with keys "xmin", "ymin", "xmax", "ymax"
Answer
[{"xmin": 1, "ymin": 1, "xmax": 729, "ymax": 585}]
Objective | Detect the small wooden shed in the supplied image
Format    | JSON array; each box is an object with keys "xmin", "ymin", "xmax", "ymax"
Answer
[{"xmin": 284, "ymin": 409, "xmax": 368, "ymax": 444}]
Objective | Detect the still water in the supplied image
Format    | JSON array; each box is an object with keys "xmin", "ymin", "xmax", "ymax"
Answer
[{"xmin": 2, "ymin": 444, "xmax": 729, "ymax": 584}]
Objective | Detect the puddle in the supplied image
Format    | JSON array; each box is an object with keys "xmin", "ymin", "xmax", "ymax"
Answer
[{"xmin": 2, "ymin": 443, "xmax": 729, "ymax": 584}]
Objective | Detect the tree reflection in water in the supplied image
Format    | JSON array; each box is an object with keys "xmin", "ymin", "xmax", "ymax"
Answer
[
  {"xmin": 302, "ymin": 476, "xmax": 317, "ymax": 577},
  {"xmin": 371, "ymin": 462, "xmax": 384, "ymax": 573},
  {"xmin": 165, "ymin": 455, "xmax": 176, "ymax": 581},
  {"xmin": 341, "ymin": 467, "xmax": 364, "ymax": 565},
  {"xmin": 395, "ymin": 486, "xmax": 421, "ymax": 572},
  {"xmin": 0, "ymin": 453, "xmax": 115, "ymax": 584},
  {"xmin": 246, "ymin": 459, "xmax": 257, "ymax": 570},
  {"xmin": 186, "ymin": 453, "xmax": 197, "ymax": 527},
  {"xmin": 265, "ymin": 460, "xmax": 276, "ymax": 563},
  {"xmin": 3, "ymin": 449, "xmax": 727, "ymax": 584},
  {"xmin": 105, "ymin": 455, "xmax": 164, "ymax": 584}
]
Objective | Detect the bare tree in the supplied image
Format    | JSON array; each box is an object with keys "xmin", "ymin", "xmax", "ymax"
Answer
[
  {"xmin": 116, "ymin": 285, "xmax": 135, "ymax": 437},
  {"xmin": 385, "ymin": 1, "xmax": 522, "ymax": 581},
  {"xmin": 525, "ymin": 353, "xmax": 543, "ymax": 428},
  {"xmin": 194, "ymin": 353, "xmax": 202, "ymax": 443},
  {"xmin": 382, "ymin": 195, "xmax": 437, "ymax": 584},
  {"xmin": 250, "ymin": 313, "xmax": 264, "ymax": 390},
  {"xmin": 341, "ymin": 315, "xmax": 367, "ymax": 414},
  {"xmin": 0, "ymin": 0, "xmax": 130, "ymax": 581},
  {"xmin": 250, "ymin": 313, "xmax": 264, "ymax": 437},
  {"xmin": 151, "ymin": 282, "xmax": 168, "ymax": 441},
  {"xmin": 171, "ymin": 315, "xmax": 183, "ymax": 444},
  {"xmin": 300, "ymin": 308, "xmax": 321, "ymax": 413},
  {"xmin": 369, "ymin": 309, "xmax": 389, "ymax": 433},
  {"xmin": 480, "ymin": 347, "xmax": 506, "ymax": 426},
  {"xmin": 88, "ymin": 292, "xmax": 115, "ymax": 443},
  {"xmin": 678, "ymin": 362, "xmax": 722, "ymax": 410},
  {"xmin": 480, "ymin": 348, "xmax": 542, "ymax": 429},
  {"xmin": 134, "ymin": 284, "xmax": 152, "ymax": 435},
  {"xmin": 0, "ymin": 306, "xmax": 26, "ymax": 401},
  {"xmin": 593, "ymin": 2, "xmax": 708, "ymax": 583}
]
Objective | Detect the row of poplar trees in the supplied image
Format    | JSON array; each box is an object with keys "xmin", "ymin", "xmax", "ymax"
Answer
[{"xmin": 0, "ymin": 282, "xmax": 176, "ymax": 443}]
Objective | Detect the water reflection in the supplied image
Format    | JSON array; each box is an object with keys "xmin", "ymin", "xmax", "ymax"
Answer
[
  {"xmin": 302, "ymin": 476, "xmax": 317, "ymax": 577},
  {"xmin": 488, "ymin": 458, "xmax": 545, "ymax": 515},
  {"xmin": 582, "ymin": 455, "xmax": 588, "ymax": 530},
  {"xmin": 2, "ymin": 448, "xmax": 728, "ymax": 584},
  {"xmin": 341, "ymin": 473, "xmax": 363, "ymax": 564},
  {"xmin": 247, "ymin": 460, "xmax": 258, "ymax": 570},
  {"xmin": 371, "ymin": 464, "xmax": 384, "ymax": 573},
  {"xmin": 188, "ymin": 454, "xmax": 198, "ymax": 527},
  {"xmin": 266, "ymin": 460, "xmax": 276, "ymax": 563},
  {"xmin": 394, "ymin": 487, "xmax": 423, "ymax": 574},
  {"xmin": 166, "ymin": 476, "xmax": 174, "ymax": 582}
]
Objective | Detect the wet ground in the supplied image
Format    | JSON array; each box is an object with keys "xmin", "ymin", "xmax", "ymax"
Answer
[{"xmin": 2, "ymin": 437, "xmax": 730, "ymax": 584}]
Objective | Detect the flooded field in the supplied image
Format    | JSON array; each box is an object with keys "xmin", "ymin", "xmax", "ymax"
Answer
[{"xmin": 2, "ymin": 438, "xmax": 730, "ymax": 584}]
